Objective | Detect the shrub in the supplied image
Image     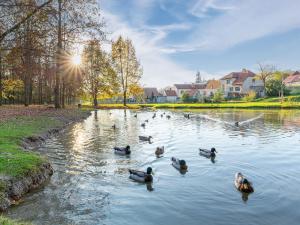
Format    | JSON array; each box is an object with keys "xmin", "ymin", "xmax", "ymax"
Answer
[
  {"xmin": 243, "ymin": 90, "xmax": 257, "ymax": 102},
  {"xmin": 212, "ymin": 90, "xmax": 224, "ymax": 103}
]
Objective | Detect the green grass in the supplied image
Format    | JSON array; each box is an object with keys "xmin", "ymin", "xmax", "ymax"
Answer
[
  {"xmin": 0, "ymin": 216, "xmax": 31, "ymax": 225},
  {"xmin": 0, "ymin": 116, "xmax": 62, "ymax": 178}
]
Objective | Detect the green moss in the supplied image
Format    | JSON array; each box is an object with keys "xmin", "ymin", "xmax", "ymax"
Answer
[{"xmin": 0, "ymin": 216, "xmax": 31, "ymax": 225}]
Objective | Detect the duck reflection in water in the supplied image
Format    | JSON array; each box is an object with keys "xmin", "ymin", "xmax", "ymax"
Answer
[
  {"xmin": 146, "ymin": 183, "xmax": 154, "ymax": 192},
  {"xmin": 241, "ymin": 192, "xmax": 250, "ymax": 202}
]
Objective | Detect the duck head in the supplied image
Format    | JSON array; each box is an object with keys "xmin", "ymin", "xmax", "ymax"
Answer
[
  {"xmin": 211, "ymin": 148, "xmax": 217, "ymax": 155},
  {"xmin": 147, "ymin": 167, "xmax": 153, "ymax": 175}
]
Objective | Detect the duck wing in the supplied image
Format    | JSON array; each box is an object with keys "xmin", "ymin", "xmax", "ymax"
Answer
[{"xmin": 129, "ymin": 169, "xmax": 146, "ymax": 177}]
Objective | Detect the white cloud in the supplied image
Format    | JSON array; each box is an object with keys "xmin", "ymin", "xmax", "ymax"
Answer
[
  {"xmin": 189, "ymin": 0, "xmax": 300, "ymax": 50},
  {"xmin": 101, "ymin": 10, "xmax": 200, "ymax": 88}
]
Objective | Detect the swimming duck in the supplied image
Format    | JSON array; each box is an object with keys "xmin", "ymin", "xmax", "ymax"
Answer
[
  {"xmin": 114, "ymin": 146, "xmax": 131, "ymax": 155},
  {"xmin": 139, "ymin": 136, "xmax": 152, "ymax": 142},
  {"xmin": 235, "ymin": 172, "xmax": 254, "ymax": 193},
  {"xmin": 152, "ymin": 113, "xmax": 156, "ymax": 119},
  {"xmin": 199, "ymin": 147, "xmax": 217, "ymax": 158},
  {"xmin": 171, "ymin": 157, "xmax": 188, "ymax": 171},
  {"xmin": 129, "ymin": 167, "xmax": 153, "ymax": 183},
  {"xmin": 184, "ymin": 114, "xmax": 190, "ymax": 119},
  {"xmin": 112, "ymin": 124, "xmax": 116, "ymax": 129},
  {"xmin": 155, "ymin": 146, "xmax": 164, "ymax": 156},
  {"xmin": 235, "ymin": 122, "xmax": 239, "ymax": 126},
  {"xmin": 134, "ymin": 114, "xmax": 137, "ymax": 118},
  {"xmin": 145, "ymin": 119, "xmax": 149, "ymax": 123},
  {"xmin": 141, "ymin": 123, "xmax": 146, "ymax": 127},
  {"xmin": 161, "ymin": 114, "xmax": 163, "ymax": 118},
  {"xmin": 166, "ymin": 115, "xmax": 171, "ymax": 119}
]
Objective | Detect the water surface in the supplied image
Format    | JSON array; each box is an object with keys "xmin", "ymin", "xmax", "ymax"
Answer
[{"xmin": 6, "ymin": 109, "xmax": 300, "ymax": 225}]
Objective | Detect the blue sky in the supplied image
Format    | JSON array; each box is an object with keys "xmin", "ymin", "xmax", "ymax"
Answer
[{"xmin": 100, "ymin": 0, "xmax": 300, "ymax": 87}]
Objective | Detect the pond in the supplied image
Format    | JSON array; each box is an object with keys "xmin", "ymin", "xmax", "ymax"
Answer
[{"xmin": 6, "ymin": 109, "xmax": 300, "ymax": 225}]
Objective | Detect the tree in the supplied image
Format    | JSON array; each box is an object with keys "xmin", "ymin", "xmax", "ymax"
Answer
[
  {"xmin": 257, "ymin": 63, "xmax": 275, "ymax": 95},
  {"xmin": 212, "ymin": 89, "xmax": 224, "ymax": 103},
  {"xmin": 181, "ymin": 92, "xmax": 190, "ymax": 103},
  {"xmin": 265, "ymin": 74, "xmax": 290, "ymax": 97},
  {"xmin": 82, "ymin": 40, "xmax": 118, "ymax": 107},
  {"xmin": 112, "ymin": 36, "xmax": 142, "ymax": 106},
  {"xmin": 128, "ymin": 83, "xmax": 144, "ymax": 103}
]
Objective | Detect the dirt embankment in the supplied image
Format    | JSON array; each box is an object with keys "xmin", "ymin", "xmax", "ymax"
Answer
[{"xmin": 0, "ymin": 106, "xmax": 91, "ymax": 211}]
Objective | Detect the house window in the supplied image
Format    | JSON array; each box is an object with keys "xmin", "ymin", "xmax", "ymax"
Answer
[
  {"xmin": 229, "ymin": 87, "xmax": 233, "ymax": 92},
  {"xmin": 252, "ymin": 78, "xmax": 255, "ymax": 83},
  {"xmin": 235, "ymin": 87, "xmax": 240, "ymax": 91},
  {"xmin": 226, "ymin": 80, "xmax": 230, "ymax": 84}
]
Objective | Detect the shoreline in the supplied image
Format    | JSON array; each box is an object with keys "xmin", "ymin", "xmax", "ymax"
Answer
[
  {"xmin": 0, "ymin": 107, "xmax": 91, "ymax": 212},
  {"xmin": 84, "ymin": 102, "xmax": 300, "ymax": 110}
]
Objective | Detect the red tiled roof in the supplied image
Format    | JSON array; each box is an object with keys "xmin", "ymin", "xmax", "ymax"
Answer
[
  {"xmin": 165, "ymin": 89, "xmax": 177, "ymax": 97},
  {"xmin": 220, "ymin": 69, "xmax": 256, "ymax": 86},
  {"xmin": 284, "ymin": 74, "xmax": 300, "ymax": 84}
]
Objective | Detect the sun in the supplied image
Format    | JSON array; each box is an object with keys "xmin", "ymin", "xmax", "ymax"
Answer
[{"xmin": 71, "ymin": 54, "xmax": 81, "ymax": 66}]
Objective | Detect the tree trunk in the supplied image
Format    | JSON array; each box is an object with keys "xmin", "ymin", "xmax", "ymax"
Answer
[
  {"xmin": 55, "ymin": 0, "xmax": 62, "ymax": 109},
  {"xmin": 123, "ymin": 91, "xmax": 127, "ymax": 106}
]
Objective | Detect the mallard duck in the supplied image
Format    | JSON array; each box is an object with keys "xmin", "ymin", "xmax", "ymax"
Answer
[
  {"xmin": 114, "ymin": 146, "xmax": 131, "ymax": 155},
  {"xmin": 139, "ymin": 136, "xmax": 152, "ymax": 142},
  {"xmin": 152, "ymin": 113, "xmax": 156, "ymax": 119},
  {"xmin": 166, "ymin": 115, "xmax": 171, "ymax": 119},
  {"xmin": 129, "ymin": 167, "xmax": 153, "ymax": 183},
  {"xmin": 134, "ymin": 114, "xmax": 137, "ymax": 118},
  {"xmin": 160, "ymin": 114, "xmax": 163, "ymax": 118},
  {"xmin": 171, "ymin": 157, "xmax": 188, "ymax": 170},
  {"xmin": 145, "ymin": 119, "xmax": 149, "ymax": 123},
  {"xmin": 235, "ymin": 172, "xmax": 254, "ymax": 193},
  {"xmin": 184, "ymin": 114, "xmax": 190, "ymax": 119},
  {"xmin": 155, "ymin": 146, "xmax": 164, "ymax": 156},
  {"xmin": 235, "ymin": 122, "xmax": 239, "ymax": 126},
  {"xmin": 141, "ymin": 123, "xmax": 146, "ymax": 127},
  {"xmin": 112, "ymin": 124, "xmax": 116, "ymax": 129},
  {"xmin": 199, "ymin": 147, "xmax": 217, "ymax": 157}
]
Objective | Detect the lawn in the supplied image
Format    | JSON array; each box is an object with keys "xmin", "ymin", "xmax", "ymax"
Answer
[{"xmin": 0, "ymin": 216, "xmax": 31, "ymax": 225}]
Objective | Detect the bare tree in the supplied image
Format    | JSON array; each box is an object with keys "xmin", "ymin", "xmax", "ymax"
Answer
[{"xmin": 257, "ymin": 63, "xmax": 275, "ymax": 95}]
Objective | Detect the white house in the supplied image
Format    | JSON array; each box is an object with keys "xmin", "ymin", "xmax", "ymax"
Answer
[
  {"xmin": 173, "ymin": 83, "xmax": 206, "ymax": 98},
  {"xmin": 220, "ymin": 69, "xmax": 264, "ymax": 98},
  {"xmin": 164, "ymin": 89, "xmax": 178, "ymax": 103}
]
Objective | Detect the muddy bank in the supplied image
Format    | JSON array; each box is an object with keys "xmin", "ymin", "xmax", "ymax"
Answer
[{"xmin": 0, "ymin": 109, "xmax": 91, "ymax": 211}]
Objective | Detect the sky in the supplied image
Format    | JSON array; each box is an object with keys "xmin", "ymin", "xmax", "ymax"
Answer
[{"xmin": 100, "ymin": 0, "xmax": 300, "ymax": 88}]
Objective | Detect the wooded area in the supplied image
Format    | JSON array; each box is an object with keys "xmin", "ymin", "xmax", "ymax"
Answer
[{"xmin": 0, "ymin": 0, "xmax": 143, "ymax": 108}]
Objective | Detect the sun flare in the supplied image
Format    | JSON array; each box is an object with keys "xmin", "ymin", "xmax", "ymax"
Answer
[{"xmin": 71, "ymin": 54, "xmax": 81, "ymax": 66}]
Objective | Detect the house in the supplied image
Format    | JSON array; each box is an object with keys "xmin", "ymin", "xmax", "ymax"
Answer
[
  {"xmin": 220, "ymin": 69, "xmax": 264, "ymax": 98},
  {"xmin": 284, "ymin": 71, "xmax": 300, "ymax": 87},
  {"xmin": 173, "ymin": 83, "xmax": 206, "ymax": 98},
  {"xmin": 283, "ymin": 71, "xmax": 300, "ymax": 94},
  {"xmin": 164, "ymin": 89, "xmax": 178, "ymax": 103},
  {"xmin": 203, "ymin": 79, "xmax": 221, "ymax": 98},
  {"xmin": 143, "ymin": 88, "xmax": 166, "ymax": 103}
]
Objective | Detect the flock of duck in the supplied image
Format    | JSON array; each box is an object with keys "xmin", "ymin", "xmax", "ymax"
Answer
[{"xmin": 112, "ymin": 112, "xmax": 254, "ymax": 194}]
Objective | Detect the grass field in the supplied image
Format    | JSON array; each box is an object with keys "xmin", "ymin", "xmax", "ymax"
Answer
[{"xmin": 0, "ymin": 216, "xmax": 31, "ymax": 225}]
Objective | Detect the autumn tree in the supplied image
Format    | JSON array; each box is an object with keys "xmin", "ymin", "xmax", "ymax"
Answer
[
  {"xmin": 82, "ymin": 40, "xmax": 118, "ymax": 107},
  {"xmin": 257, "ymin": 63, "xmax": 275, "ymax": 95},
  {"xmin": 112, "ymin": 36, "xmax": 142, "ymax": 106}
]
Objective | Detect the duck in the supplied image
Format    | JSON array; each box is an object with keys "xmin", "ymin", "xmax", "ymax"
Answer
[
  {"xmin": 139, "ymin": 136, "xmax": 152, "ymax": 142},
  {"xmin": 160, "ymin": 114, "xmax": 163, "ymax": 118},
  {"xmin": 152, "ymin": 113, "xmax": 156, "ymax": 119},
  {"xmin": 114, "ymin": 146, "xmax": 131, "ymax": 155},
  {"xmin": 112, "ymin": 124, "xmax": 116, "ymax": 129},
  {"xmin": 199, "ymin": 147, "xmax": 217, "ymax": 158},
  {"xmin": 235, "ymin": 121, "xmax": 239, "ymax": 126},
  {"xmin": 145, "ymin": 119, "xmax": 149, "ymax": 123},
  {"xmin": 235, "ymin": 172, "xmax": 254, "ymax": 193},
  {"xmin": 134, "ymin": 114, "xmax": 137, "ymax": 118},
  {"xmin": 166, "ymin": 115, "xmax": 171, "ymax": 119},
  {"xmin": 171, "ymin": 157, "xmax": 188, "ymax": 171},
  {"xmin": 141, "ymin": 123, "xmax": 146, "ymax": 128},
  {"xmin": 184, "ymin": 114, "xmax": 190, "ymax": 119},
  {"xmin": 129, "ymin": 167, "xmax": 153, "ymax": 183},
  {"xmin": 155, "ymin": 146, "xmax": 164, "ymax": 156}
]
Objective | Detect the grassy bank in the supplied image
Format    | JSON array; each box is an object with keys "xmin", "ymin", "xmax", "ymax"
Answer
[
  {"xmin": 0, "ymin": 107, "xmax": 89, "ymax": 178},
  {"xmin": 0, "ymin": 216, "xmax": 31, "ymax": 225},
  {"xmin": 83, "ymin": 101, "xmax": 300, "ymax": 110}
]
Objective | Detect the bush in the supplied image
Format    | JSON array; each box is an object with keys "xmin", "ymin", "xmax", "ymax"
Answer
[
  {"xmin": 243, "ymin": 90, "xmax": 257, "ymax": 102},
  {"xmin": 212, "ymin": 90, "xmax": 224, "ymax": 103},
  {"xmin": 181, "ymin": 92, "xmax": 190, "ymax": 103},
  {"xmin": 266, "ymin": 79, "xmax": 290, "ymax": 97}
]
